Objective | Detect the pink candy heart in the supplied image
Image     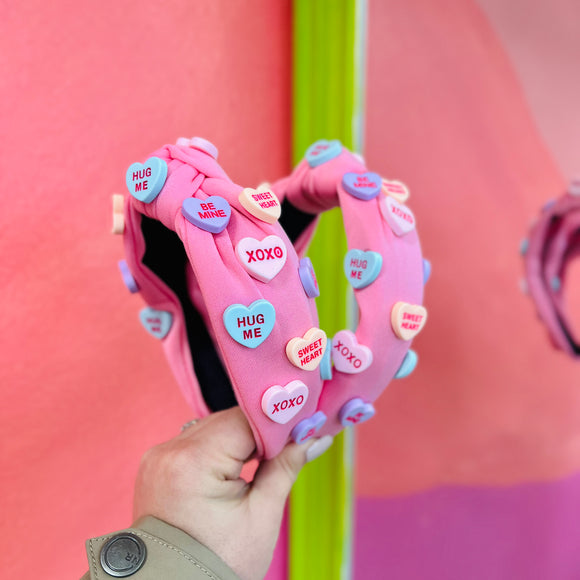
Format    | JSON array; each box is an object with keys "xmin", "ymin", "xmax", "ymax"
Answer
[
  {"xmin": 331, "ymin": 330, "xmax": 373, "ymax": 374},
  {"xmin": 261, "ymin": 380, "xmax": 309, "ymax": 424}
]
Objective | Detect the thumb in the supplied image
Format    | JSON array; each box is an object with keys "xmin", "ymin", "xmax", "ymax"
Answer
[{"xmin": 251, "ymin": 435, "xmax": 334, "ymax": 505}]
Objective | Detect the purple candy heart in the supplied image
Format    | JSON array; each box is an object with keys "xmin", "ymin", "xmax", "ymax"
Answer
[
  {"xmin": 182, "ymin": 196, "xmax": 231, "ymax": 233},
  {"xmin": 339, "ymin": 398, "xmax": 375, "ymax": 427},
  {"xmin": 299, "ymin": 257, "xmax": 320, "ymax": 298},
  {"xmin": 291, "ymin": 411, "xmax": 327, "ymax": 444},
  {"xmin": 118, "ymin": 260, "xmax": 139, "ymax": 293},
  {"xmin": 342, "ymin": 172, "xmax": 382, "ymax": 201}
]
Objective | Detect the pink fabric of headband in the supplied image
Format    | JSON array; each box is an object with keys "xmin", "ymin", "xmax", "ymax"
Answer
[
  {"xmin": 119, "ymin": 137, "xmax": 428, "ymax": 457},
  {"xmin": 522, "ymin": 180, "xmax": 580, "ymax": 355}
]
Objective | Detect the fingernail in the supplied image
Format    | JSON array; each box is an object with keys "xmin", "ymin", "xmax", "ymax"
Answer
[{"xmin": 306, "ymin": 435, "xmax": 334, "ymax": 463}]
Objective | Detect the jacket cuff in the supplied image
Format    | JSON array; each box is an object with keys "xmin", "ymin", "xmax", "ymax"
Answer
[{"xmin": 83, "ymin": 516, "xmax": 241, "ymax": 580}]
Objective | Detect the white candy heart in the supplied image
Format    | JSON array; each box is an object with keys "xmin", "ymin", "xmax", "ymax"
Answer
[
  {"xmin": 235, "ymin": 235, "xmax": 287, "ymax": 282},
  {"xmin": 380, "ymin": 196, "xmax": 416, "ymax": 236},
  {"xmin": 391, "ymin": 302, "xmax": 427, "ymax": 340},
  {"xmin": 238, "ymin": 187, "xmax": 282, "ymax": 224},
  {"xmin": 286, "ymin": 328, "xmax": 327, "ymax": 371},
  {"xmin": 331, "ymin": 330, "xmax": 373, "ymax": 374},
  {"xmin": 261, "ymin": 380, "xmax": 309, "ymax": 424}
]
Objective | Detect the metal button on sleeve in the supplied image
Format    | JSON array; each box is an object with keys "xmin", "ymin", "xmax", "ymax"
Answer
[{"xmin": 100, "ymin": 533, "xmax": 147, "ymax": 577}]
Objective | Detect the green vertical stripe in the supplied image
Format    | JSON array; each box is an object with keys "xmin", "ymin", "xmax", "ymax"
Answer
[{"xmin": 290, "ymin": 1, "xmax": 366, "ymax": 579}]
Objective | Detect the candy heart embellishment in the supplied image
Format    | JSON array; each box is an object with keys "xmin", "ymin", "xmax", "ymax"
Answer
[
  {"xmin": 118, "ymin": 260, "xmax": 139, "ymax": 294},
  {"xmin": 139, "ymin": 307, "xmax": 172, "ymax": 339},
  {"xmin": 286, "ymin": 327, "xmax": 327, "ymax": 371},
  {"xmin": 319, "ymin": 345, "xmax": 333, "ymax": 380},
  {"xmin": 223, "ymin": 299, "xmax": 276, "ymax": 348},
  {"xmin": 344, "ymin": 249, "xmax": 383, "ymax": 289},
  {"xmin": 305, "ymin": 139, "xmax": 342, "ymax": 167},
  {"xmin": 394, "ymin": 349, "xmax": 418, "ymax": 379},
  {"xmin": 182, "ymin": 196, "xmax": 231, "ymax": 234},
  {"xmin": 380, "ymin": 197, "xmax": 416, "ymax": 236},
  {"xmin": 299, "ymin": 257, "xmax": 320, "ymax": 298},
  {"xmin": 238, "ymin": 187, "xmax": 281, "ymax": 224},
  {"xmin": 339, "ymin": 398, "xmax": 376, "ymax": 427},
  {"xmin": 391, "ymin": 302, "xmax": 427, "ymax": 341},
  {"xmin": 423, "ymin": 259, "xmax": 432, "ymax": 284},
  {"xmin": 381, "ymin": 179, "xmax": 410, "ymax": 203},
  {"xmin": 342, "ymin": 172, "xmax": 382, "ymax": 201},
  {"xmin": 125, "ymin": 157, "xmax": 168, "ymax": 203},
  {"xmin": 291, "ymin": 411, "xmax": 327, "ymax": 443},
  {"xmin": 331, "ymin": 330, "xmax": 373, "ymax": 374},
  {"xmin": 236, "ymin": 235, "xmax": 287, "ymax": 282},
  {"xmin": 261, "ymin": 380, "xmax": 309, "ymax": 424}
]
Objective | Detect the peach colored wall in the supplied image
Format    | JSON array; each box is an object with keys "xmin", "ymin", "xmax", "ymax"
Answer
[
  {"xmin": 358, "ymin": 0, "xmax": 580, "ymax": 496},
  {"xmin": 0, "ymin": 2, "xmax": 291, "ymax": 578},
  {"xmin": 476, "ymin": 0, "xmax": 580, "ymax": 180}
]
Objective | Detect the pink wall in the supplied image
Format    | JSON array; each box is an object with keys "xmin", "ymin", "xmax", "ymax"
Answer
[
  {"xmin": 358, "ymin": 0, "xmax": 580, "ymax": 494},
  {"xmin": 0, "ymin": 2, "xmax": 291, "ymax": 577},
  {"xmin": 477, "ymin": 0, "xmax": 580, "ymax": 180}
]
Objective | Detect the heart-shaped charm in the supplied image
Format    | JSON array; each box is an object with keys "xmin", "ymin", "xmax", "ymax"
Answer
[
  {"xmin": 223, "ymin": 299, "xmax": 275, "ymax": 348},
  {"xmin": 238, "ymin": 187, "xmax": 281, "ymax": 224},
  {"xmin": 261, "ymin": 380, "xmax": 309, "ymax": 424},
  {"xmin": 391, "ymin": 302, "xmax": 427, "ymax": 341},
  {"xmin": 291, "ymin": 411, "xmax": 327, "ymax": 443},
  {"xmin": 331, "ymin": 330, "xmax": 373, "ymax": 374},
  {"xmin": 381, "ymin": 179, "xmax": 410, "ymax": 203},
  {"xmin": 118, "ymin": 260, "xmax": 139, "ymax": 294},
  {"xmin": 339, "ymin": 398, "xmax": 375, "ymax": 427},
  {"xmin": 305, "ymin": 140, "xmax": 342, "ymax": 167},
  {"xmin": 342, "ymin": 172, "xmax": 382, "ymax": 201},
  {"xmin": 125, "ymin": 157, "xmax": 168, "ymax": 203},
  {"xmin": 139, "ymin": 307, "xmax": 172, "ymax": 339},
  {"xmin": 111, "ymin": 194, "xmax": 125, "ymax": 234},
  {"xmin": 423, "ymin": 259, "xmax": 431, "ymax": 284},
  {"xmin": 319, "ymin": 344, "xmax": 333, "ymax": 380},
  {"xmin": 380, "ymin": 197, "xmax": 416, "ymax": 236},
  {"xmin": 394, "ymin": 349, "xmax": 418, "ymax": 379},
  {"xmin": 299, "ymin": 257, "xmax": 320, "ymax": 298},
  {"xmin": 235, "ymin": 235, "xmax": 287, "ymax": 282},
  {"xmin": 343, "ymin": 249, "xmax": 383, "ymax": 289},
  {"xmin": 182, "ymin": 196, "xmax": 231, "ymax": 234},
  {"xmin": 176, "ymin": 136, "xmax": 219, "ymax": 159},
  {"xmin": 286, "ymin": 327, "xmax": 327, "ymax": 371}
]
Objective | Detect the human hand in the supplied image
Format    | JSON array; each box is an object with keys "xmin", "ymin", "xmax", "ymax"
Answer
[{"xmin": 133, "ymin": 407, "xmax": 333, "ymax": 580}]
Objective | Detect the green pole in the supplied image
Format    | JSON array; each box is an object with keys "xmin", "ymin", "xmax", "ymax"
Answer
[{"xmin": 290, "ymin": 1, "xmax": 367, "ymax": 579}]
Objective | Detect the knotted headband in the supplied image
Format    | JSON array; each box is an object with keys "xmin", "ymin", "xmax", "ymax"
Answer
[
  {"xmin": 115, "ymin": 137, "xmax": 428, "ymax": 458},
  {"xmin": 521, "ymin": 180, "xmax": 580, "ymax": 356}
]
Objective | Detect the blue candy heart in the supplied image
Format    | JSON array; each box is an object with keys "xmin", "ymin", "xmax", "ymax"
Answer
[
  {"xmin": 394, "ymin": 349, "xmax": 418, "ymax": 379},
  {"xmin": 182, "ymin": 196, "xmax": 231, "ymax": 234},
  {"xmin": 319, "ymin": 344, "xmax": 333, "ymax": 380},
  {"xmin": 305, "ymin": 140, "xmax": 342, "ymax": 168},
  {"xmin": 339, "ymin": 398, "xmax": 375, "ymax": 427},
  {"xmin": 423, "ymin": 258, "xmax": 431, "ymax": 284},
  {"xmin": 223, "ymin": 299, "xmax": 275, "ymax": 348},
  {"xmin": 344, "ymin": 249, "xmax": 382, "ymax": 289},
  {"xmin": 139, "ymin": 307, "xmax": 172, "ymax": 339},
  {"xmin": 291, "ymin": 411, "xmax": 328, "ymax": 444},
  {"xmin": 125, "ymin": 157, "xmax": 168, "ymax": 203},
  {"xmin": 342, "ymin": 172, "xmax": 382, "ymax": 201}
]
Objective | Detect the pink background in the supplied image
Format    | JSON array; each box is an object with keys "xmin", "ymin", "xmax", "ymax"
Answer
[
  {"xmin": 1, "ymin": 2, "xmax": 291, "ymax": 577},
  {"xmin": 2, "ymin": 0, "xmax": 580, "ymax": 578}
]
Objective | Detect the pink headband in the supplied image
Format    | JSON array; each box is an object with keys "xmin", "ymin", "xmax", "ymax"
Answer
[
  {"xmin": 522, "ymin": 180, "xmax": 580, "ymax": 355},
  {"xmin": 115, "ymin": 137, "xmax": 428, "ymax": 458}
]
